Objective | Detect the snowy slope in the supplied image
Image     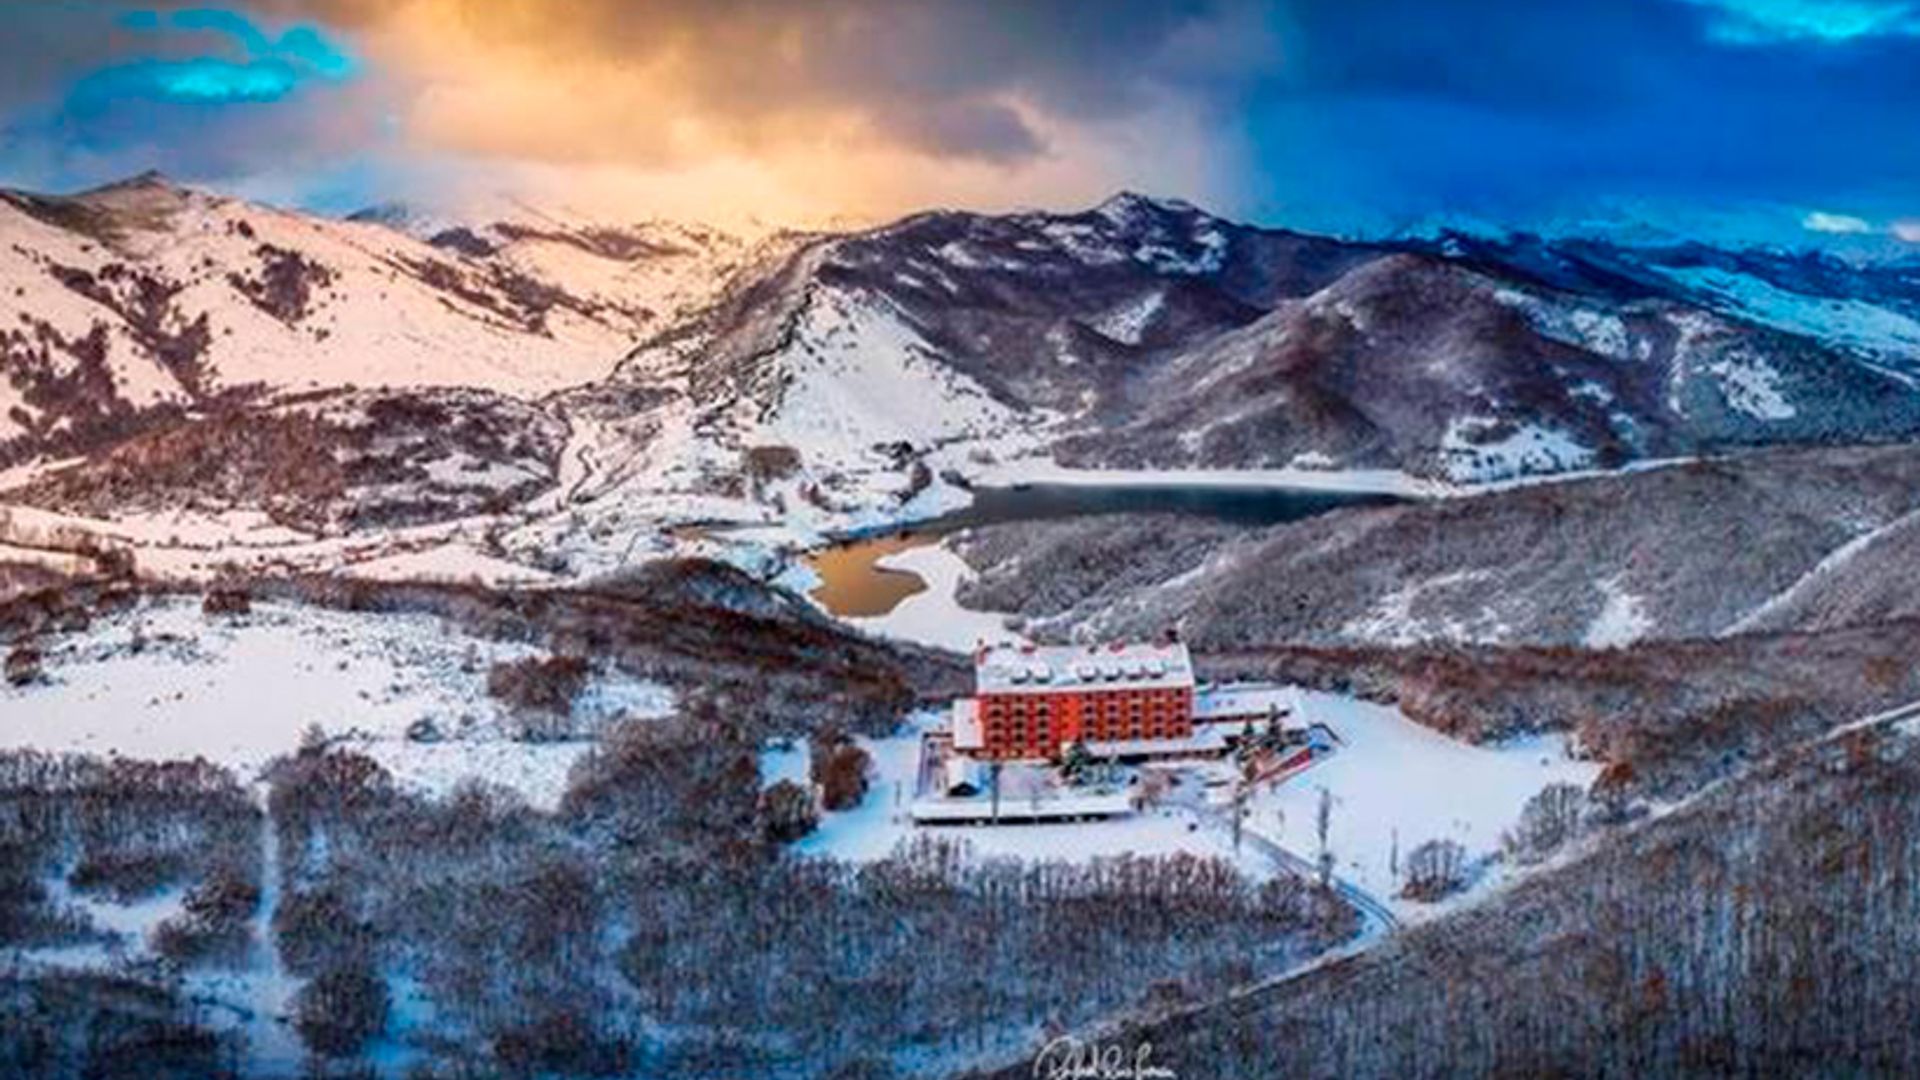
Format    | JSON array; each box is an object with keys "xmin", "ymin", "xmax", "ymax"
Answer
[
  {"xmin": 0, "ymin": 174, "xmax": 747, "ymax": 465},
  {"xmin": 1654, "ymin": 263, "xmax": 1920, "ymax": 360},
  {"xmin": 0, "ymin": 596, "xmax": 674, "ymax": 807}
]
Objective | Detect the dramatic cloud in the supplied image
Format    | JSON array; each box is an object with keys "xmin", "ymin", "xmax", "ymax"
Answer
[
  {"xmin": 73, "ymin": 9, "xmax": 355, "ymax": 105},
  {"xmin": 131, "ymin": 0, "xmax": 1267, "ymax": 167},
  {"xmin": 0, "ymin": 3, "xmax": 382, "ymax": 196},
  {"xmin": 3, "ymin": 1, "xmax": 1920, "ymax": 240},
  {"xmin": 0, "ymin": 0, "xmax": 1274, "ymax": 222}
]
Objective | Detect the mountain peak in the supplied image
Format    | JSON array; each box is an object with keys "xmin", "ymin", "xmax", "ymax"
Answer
[
  {"xmin": 1094, "ymin": 191, "xmax": 1202, "ymax": 224},
  {"xmin": 83, "ymin": 169, "xmax": 182, "ymax": 197}
]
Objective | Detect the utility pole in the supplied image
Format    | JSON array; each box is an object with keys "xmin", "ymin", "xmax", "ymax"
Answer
[
  {"xmin": 1316, "ymin": 785, "xmax": 1334, "ymax": 889},
  {"xmin": 1232, "ymin": 781, "xmax": 1246, "ymax": 855}
]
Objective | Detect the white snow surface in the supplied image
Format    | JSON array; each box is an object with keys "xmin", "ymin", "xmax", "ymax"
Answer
[
  {"xmin": 1586, "ymin": 574, "xmax": 1654, "ymax": 648},
  {"xmin": 760, "ymin": 289, "xmax": 1030, "ymax": 473},
  {"xmin": 1090, "ymin": 289, "xmax": 1166, "ymax": 345},
  {"xmin": 1706, "ymin": 353, "xmax": 1797, "ymax": 420},
  {"xmin": 781, "ymin": 690, "xmax": 1597, "ymax": 921},
  {"xmin": 1241, "ymin": 689, "xmax": 1600, "ymax": 915},
  {"xmin": 1660, "ymin": 264, "xmax": 1920, "ymax": 359},
  {"xmin": 0, "ymin": 598, "xmax": 674, "ymax": 808},
  {"xmin": 1494, "ymin": 290, "xmax": 1642, "ymax": 363},
  {"xmin": 786, "ymin": 713, "xmax": 1271, "ymax": 876},
  {"xmin": 1440, "ymin": 417, "xmax": 1597, "ymax": 483}
]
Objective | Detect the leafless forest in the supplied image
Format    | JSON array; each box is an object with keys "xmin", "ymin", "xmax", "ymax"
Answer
[
  {"xmin": 982, "ymin": 716, "xmax": 1920, "ymax": 1078},
  {"xmin": 0, "ymin": 573, "xmax": 1356, "ymax": 1076},
  {"xmin": 1, "ymin": 714, "xmax": 1356, "ymax": 1076},
  {"xmin": 9, "ymin": 554, "xmax": 1920, "ymax": 1076}
]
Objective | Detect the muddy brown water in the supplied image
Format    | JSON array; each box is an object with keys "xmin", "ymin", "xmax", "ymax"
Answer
[{"xmin": 805, "ymin": 533, "xmax": 934, "ymax": 617}]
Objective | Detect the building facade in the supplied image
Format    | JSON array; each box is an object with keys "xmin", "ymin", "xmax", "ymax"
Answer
[{"xmin": 956, "ymin": 641, "xmax": 1196, "ymax": 760}]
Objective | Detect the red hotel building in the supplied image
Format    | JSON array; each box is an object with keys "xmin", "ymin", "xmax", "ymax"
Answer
[{"xmin": 952, "ymin": 641, "xmax": 1196, "ymax": 760}]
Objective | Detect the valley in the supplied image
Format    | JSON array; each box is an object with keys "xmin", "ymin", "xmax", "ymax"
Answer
[{"xmin": 8, "ymin": 175, "xmax": 1920, "ymax": 1076}]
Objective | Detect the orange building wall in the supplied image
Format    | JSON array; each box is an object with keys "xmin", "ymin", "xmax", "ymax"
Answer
[{"xmin": 977, "ymin": 685, "xmax": 1193, "ymax": 760}]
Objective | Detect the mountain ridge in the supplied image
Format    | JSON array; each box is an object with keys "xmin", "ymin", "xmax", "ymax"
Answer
[{"xmin": 8, "ymin": 173, "xmax": 1920, "ymax": 570}]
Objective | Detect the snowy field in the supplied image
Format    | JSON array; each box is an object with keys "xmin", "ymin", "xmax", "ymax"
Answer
[
  {"xmin": 1243, "ymin": 690, "xmax": 1600, "ymax": 915},
  {"xmin": 772, "ymin": 694, "xmax": 1596, "ymax": 904},
  {"xmin": 0, "ymin": 597, "xmax": 674, "ymax": 808},
  {"xmin": 775, "ymin": 717, "xmax": 1273, "ymax": 876},
  {"xmin": 14, "ymin": 870, "xmax": 311, "ymax": 1068}
]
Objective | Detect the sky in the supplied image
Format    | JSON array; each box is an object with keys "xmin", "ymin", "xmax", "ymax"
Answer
[{"xmin": 3, "ymin": 0, "xmax": 1920, "ymax": 245}]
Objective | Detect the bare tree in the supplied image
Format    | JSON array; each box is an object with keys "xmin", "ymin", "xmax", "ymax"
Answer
[
  {"xmin": 1504, "ymin": 782, "xmax": 1589, "ymax": 864},
  {"xmin": 1401, "ymin": 839, "xmax": 1468, "ymax": 901},
  {"xmin": 292, "ymin": 963, "xmax": 390, "ymax": 1058}
]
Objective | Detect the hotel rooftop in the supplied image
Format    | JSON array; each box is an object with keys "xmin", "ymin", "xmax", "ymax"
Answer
[{"xmin": 973, "ymin": 640, "xmax": 1194, "ymax": 694}]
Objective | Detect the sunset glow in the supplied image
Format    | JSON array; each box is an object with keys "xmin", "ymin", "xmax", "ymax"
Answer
[{"xmin": 4, "ymin": 0, "xmax": 1920, "ymax": 240}]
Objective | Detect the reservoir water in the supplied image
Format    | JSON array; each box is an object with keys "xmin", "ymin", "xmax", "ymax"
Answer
[{"xmin": 806, "ymin": 482, "xmax": 1401, "ymax": 618}]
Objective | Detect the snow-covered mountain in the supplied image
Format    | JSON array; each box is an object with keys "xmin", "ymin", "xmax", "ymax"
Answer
[
  {"xmin": 0, "ymin": 172, "xmax": 748, "ymax": 465},
  {"xmin": 9, "ymin": 175, "xmax": 1920, "ymax": 565},
  {"xmin": 568, "ymin": 190, "xmax": 1920, "ymax": 512}
]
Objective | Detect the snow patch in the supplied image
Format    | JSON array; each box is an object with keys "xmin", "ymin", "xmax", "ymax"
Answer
[
  {"xmin": 1440, "ymin": 417, "xmax": 1596, "ymax": 483},
  {"xmin": 1660, "ymin": 264, "xmax": 1920, "ymax": 359},
  {"xmin": 1242, "ymin": 690, "xmax": 1600, "ymax": 914},
  {"xmin": 842, "ymin": 542, "xmax": 1023, "ymax": 653},
  {"xmin": 1706, "ymin": 354, "xmax": 1797, "ymax": 420},
  {"xmin": 1586, "ymin": 574, "xmax": 1653, "ymax": 648},
  {"xmin": 1089, "ymin": 289, "xmax": 1165, "ymax": 345}
]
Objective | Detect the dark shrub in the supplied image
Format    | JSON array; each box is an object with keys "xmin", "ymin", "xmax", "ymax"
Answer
[
  {"xmin": 814, "ymin": 744, "xmax": 872, "ymax": 812},
  {"xmin": 150, "ymin": 865, "xmax": 260, "ymax": 967},
  {"xmin": 1401, "ymin": 839, "xmax": 1470, "ymax": 901},
  {"xmin": 492, "ymin": 1011, "xmax": 630, "ymax": 1077},
  {"xmin": 743, "ymin": 444, "xmax": 802, "ymax": 482},
  {"xmin": 486, "ymin": 655, "xmax": 589, "ymax": 717},
  {"xmin": 5, "ymin": 643, "xmax": 43, "ymax": 687},
  {"xmin": 201, "ymin": 587, "xmax": 251, "ymax": 616},
  {"xmin": 292, "ymin": 964, "xmax": 390, "ymax": 1058},
  {"xmin": 272, "ymin": 885, "xmax": 376, "ymax": 977},
  {"xmin": 758, "ymin": 780, "xmax": 819, "ymax": 842},
  {"xmin": 67, "ymin": 851, "xmax": 183, "ymax": 902}
]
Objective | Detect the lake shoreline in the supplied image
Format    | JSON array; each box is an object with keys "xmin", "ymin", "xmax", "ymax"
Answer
[{"xmin": 805, "ymin": 481, "xmax": 1406, "ymax": 622}]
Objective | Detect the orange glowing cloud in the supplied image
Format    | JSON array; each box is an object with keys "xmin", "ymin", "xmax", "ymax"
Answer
[{"xmin": 164, "ymin": 0, "xmax": 1276, "ymax": 222}]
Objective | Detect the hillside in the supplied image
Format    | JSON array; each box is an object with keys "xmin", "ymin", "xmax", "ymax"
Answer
[
  {"xmin": 10, "ymin": 176, "xmax": 1920, "ymax": 630},
  {"xmin": 0, "ymin": 173, "xmax": 749, "ymax": 467},
  {"xmin": 952, "ymin": 443, "xmax": 1920, "ymax": 649},
  {"xmin": 973, "ymin": 700, "xmax": 1920, "ymax": 1078}
]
